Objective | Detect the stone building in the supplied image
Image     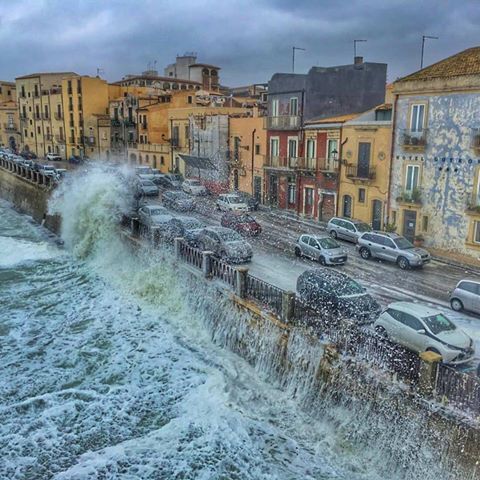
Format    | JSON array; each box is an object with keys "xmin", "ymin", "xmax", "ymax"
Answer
[
  {"xmin": 0, "ymin": 81, "xmax": 19, "ymax": 152},
  {"xmin": 390, "ymin": 46, "xmax": 480, "ymax": 256}
]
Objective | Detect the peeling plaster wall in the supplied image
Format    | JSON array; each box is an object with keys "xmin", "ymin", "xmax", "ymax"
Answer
[{"xmin": 391, "ymin": 92, "xmax": 480, "ymax": 255}]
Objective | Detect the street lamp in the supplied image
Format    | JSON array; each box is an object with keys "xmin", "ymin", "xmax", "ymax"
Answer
[{"xmin": 420, "ymin": 35, "xmax": 438, "ymax": 69}]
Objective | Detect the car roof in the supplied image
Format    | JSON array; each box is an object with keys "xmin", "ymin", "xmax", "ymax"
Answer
[
  {"xmin": 386, "ymin": 301, "xmax": 442, "ymax": 317},
  {"xmin": 142, "ymin": 205, "xmax": 166, "ymax": 211},
  {"xmin": 301, "ymin": 234, "xmax": 331, "ymax": 240},
  {"xmin": 331, "ymin": 217, "xmax": 365, "ymax": 224},
  {"xmin": 301, "ymin": 267, "xmax": 350, "ymax": 282},
  {"xmin": 369, "ymin": 230, "xmax": 402, "ymax": 239}
]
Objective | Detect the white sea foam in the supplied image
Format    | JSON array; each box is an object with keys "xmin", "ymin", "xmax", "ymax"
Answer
[{"xmin": 0, "ymin": 235, "xmax": 59, "ymax": 267}]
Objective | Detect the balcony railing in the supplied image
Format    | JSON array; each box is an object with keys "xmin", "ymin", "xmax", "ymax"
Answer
[
  {"xmin": 265, "ymin": 115, "xmax": 301, "ymax": 130},
  {"xmin": 345, "ymin": 164, "xmax": 376, "ymax": 180},
  {"xmin": 4, "ymin": 123, "xmax": 17, "ymax": 132},
  {"xmin": 83, "ymin": 136, "xmax": 96, "ymax": 146},
  {"xmin": 42, "ymin": 113, "xmax": 49, "ymax": 120},
  {"xmin": 264, "ymin": 156, "xmax": 304, "ymax": 169},
  {"xmin": 55, "ymin": 135, "xmax": 65, "ymax": 143},
  {"xmin": 401, "ymin": 129, "xmax": 428, "ymax": 148},
  {"xmin": 45, "ymin": 134, "xmax": 53, "ymax": 141},
  {"xmin": 317, "ymin": 157, "xmax": 339, "ymax": 173},
  {"xmin": 124, "ymin": 119, "xmax": 135, "ymax": 127},
  {"xmin": 397, "ymin": 188, "xmax": 422, "ymax": 205}
]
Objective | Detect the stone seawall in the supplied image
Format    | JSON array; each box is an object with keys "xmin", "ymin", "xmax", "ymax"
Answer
[{"xmin": 0, "ymin": 164, "xmax": 60, "ymax": 233}]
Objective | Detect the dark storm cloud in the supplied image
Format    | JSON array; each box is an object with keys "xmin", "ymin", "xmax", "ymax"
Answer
[{"xmin": 0, "ymin": 0, "xmax": 479, "ymax": 85}]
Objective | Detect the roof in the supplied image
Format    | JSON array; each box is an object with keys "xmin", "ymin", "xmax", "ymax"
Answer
[
  {"xmin": 189, "ymin": 63, "xmax": 220, "ymax": 70},
  {"xmin": 305, "ymin": 113, "xmax": 359, "ymax": 125},
  {"xmin": 16, "ymin": 72, "xmax": 78, "ymax": 80},
  {"xmin": 375, "ymin": 103, "xmax": 392, "ymax": 111},
  {"xmin": 179, "ymin": 154, "xmax": 217, "ymax": 170},
  {"xmin": 0, "ymin": 81, "xmax": 15, "ymax": 86},
  {"xmin": 397, "ymin": 46, "xmax": 480, "ymax": 83},
  {"xmin": 112, "ymin": 75, "xmax": 201, "ymax": 86}
]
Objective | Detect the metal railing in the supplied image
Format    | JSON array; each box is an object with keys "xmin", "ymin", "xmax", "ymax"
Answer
[
  {"xmin": 436, "ymin": 364, "xmax": 480, "ymax": 415},
  {"xmin": 210, "ymin": 257, "xmax": 237, "ymax": 288},
  {"xmin": 3, "ymin": 123, "xmax": 17, "ymax": 131},
  {"xmin": 318, "ymin": 157, "xmax": 339, "ymax": 172},
  {"xmin": 265, "ymin": 115, "xmax": 301, "ymax": 130},
  {"xmin": 345, "ymin": 164, "xmax": 376, "ymax": 180},
  {"xmin": 178, "ymin": 241, "xmax": 203, "ymax": 269},
  {"xmin": 246, "ymin": 274, "xmax": 283, "ymax": 317},
  {"xmin": 401, "ymin": 129, "xmax": 428, "ymax": 147}
]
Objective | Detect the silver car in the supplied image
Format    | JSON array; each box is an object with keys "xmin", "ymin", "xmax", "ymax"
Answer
[
  {"xmin": 327, "ymin": 217, "xmax": 372, "ymax": 243},
  {"xmin": 137, "ymin": 205, "xmax": 171, "ymax": 227},
  {"xmin": 198, "ymin": 226, "xmax": 253, "ymax": 263},
  {"xmin": 137, "ymin": 179, "xmax": 159, "ymax": 197},
  {"xmin": 357, "ymin": 231, "xmax": 430, "ymax": 270},
  {"xmin": 450, "ymin": 279, "xmax": 480, "ymax": 314},
  {"xmin": 295, "ymin": 234, "xmax": 348, "ymax": 266}
]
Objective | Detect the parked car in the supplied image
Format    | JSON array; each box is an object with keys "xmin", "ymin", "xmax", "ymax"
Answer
[
  {"xmin": 158, "ymin": 174, "xmax": 183, "ymax": 189},
  {"xmin": 295, "ymin": 234, "xmax": 348, "ymax": 265},
  {"xmin": 216, "ymin": 193, "xmax": 249, "ymax": 212},
  {"xmin": 162, "ymin": 190, "xmax": 195, "ymax": 211},
  {"xmin": 327, "ymin": 217, "xmax": 372, "ymax": 243},
  {"xmin": 221, "ymin": 211, "xmax": 261, "ymax": 236},
  {"xmin": 357, "ymin": 231, "xmax": 430, "ymax": 270},
  {"xmin": 296, "ymin": 268, "xmax": 380, "ymax": 323},
  {"xmin": 150, "ymin": 169, "xmax": 165, "ymax": 185},
  {"xmin": 20, "ymin": 151, "xmax": 37, "ymax": 160},
  {"xmin": 46, "ymin": 153, "xmax": 62, "ymax": 162},
  {"xmin": 197, "ymin": 226, "xmax": 253, "ymax": 263},
  {"xmin": 136, "ymin": 179, "xmax": 159, "ymax": 197},
  {"xmin": 374, "ymin": 302, "xmax": 475, "ymax": 365},
  {"xmin": 69, "ymin": 155, "xmax": 83, "ymax": 164},
  {"xmin": 164, "ymin": 216, "xmax": 206, "ymax": 244},
  {"xmin": 137, "ymin": 205, "xmax": 170, "ymax": 226},
  {"xmin": 449, "ymin": 279, "xmax": 480, "ymax": 313},
  {"xmin": 37, "ymin": 164, "xmax": 57, "ymax": 176},
  {"xmin": 182, "ymin": 179, "xmax": 207, "ymax": 195},
  {"xmin": 20, "ymin": 159, "xmax": 34, "ymax": 169},
  {"xmin": 233, "ymin": 191, "xmax": 260, "ymax": 211}
]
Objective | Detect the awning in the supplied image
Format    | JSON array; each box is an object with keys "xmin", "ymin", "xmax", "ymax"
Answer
[{"xmin": 178, "ymin": 154, "xmax": 217, "ymax": 170}]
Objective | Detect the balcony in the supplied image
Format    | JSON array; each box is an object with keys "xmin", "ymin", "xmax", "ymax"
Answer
[
  {"xmin": 317, "ymin": 157, "xmax": 339, "ymax": 173},
  {"xmin": 83, "ymin": 136, "xmax": 96, "ymax": 146},
  {"xmin": 345, "ymin": 164, "xmax": 376, "ymax": 181},
  {"xmin": 264, "ymin": 156, "xmax": 304, "ymax": 169},
  {"xmin": 265, "ymin": 115, "xmax": 301, "ymax": 130},
  {"xmin": 42, "ymin": 113, "xmax": 49, "ymax": 120},
  {"xmin": 397, "ymin": 188, "xmax": 422, "ymax": 206},
  {"xmin": 400, "ymin": 129, "xmax": 428, "ymax": 149},
  {"xmin": 124, "ymin": 119, "xmax": 135, "ymax": 128},
  {"xmin": 45, "ymin": 134, "xmax": 53, "ymax": 141},
  {"xmin": 4, "ymin": 123, "xmax": 17, "ymax": 132},
  {"xmin": 55, "ymin": 135, "xmax": 65, "ymax": 144}
]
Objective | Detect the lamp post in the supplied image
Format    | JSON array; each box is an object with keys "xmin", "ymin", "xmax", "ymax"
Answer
[{"xmin": 420, "ymin": 35, "xmax": 438, "ymax": 69}]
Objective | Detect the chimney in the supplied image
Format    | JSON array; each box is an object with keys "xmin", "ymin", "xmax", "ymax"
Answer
[{"xmin": 354, "ymin": 56, "xmax": 364, "ymax": 65}]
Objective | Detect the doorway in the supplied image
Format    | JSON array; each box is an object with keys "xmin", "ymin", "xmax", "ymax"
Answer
[
  {"xmin": 253, "ymin": 176, "xmax": 262, "ymax": 203},
  {"xmin": 372, "ymin": 199, "xmax": 382, "ymax": 230},
  {"xmin": 233, "ymin": 169, "xmax": 239, "ymax": 190},
  {"xmin": 342, "ymin": 195, "xmax": 352, "ymax": 218},
  {"xmin": 357, "ymin": 142, "xmax": 371, "ymax": 178},
  {"xmin": 269, "ymin": 174, "xmax": 278, "ymax": 206},
  {"xmin": 403, "ymin": 210, "xmax": 417, "ymax": 242}
]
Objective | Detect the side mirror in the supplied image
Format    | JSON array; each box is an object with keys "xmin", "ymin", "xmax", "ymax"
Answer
[{"xmin": 417, "ymin": 329, "xmax": 426, "ymax": 335}]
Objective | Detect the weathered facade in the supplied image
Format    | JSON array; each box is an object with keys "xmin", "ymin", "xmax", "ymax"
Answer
[{"xmin": 390, "ymin": 47, "xmax": 480, "ymax": 254}]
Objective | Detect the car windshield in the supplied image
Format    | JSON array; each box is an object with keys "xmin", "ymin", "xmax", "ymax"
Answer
[
  {"xmin": 218, "ymin": 230, "xmax": 242, "ymax": 242},
  {"xmin": 355, "ymin": 222, "xmax": 371, "ymax": 232},
  {"xmin": 168, "ymin": 175, "xmax": 182, "ymax": 181},
  {"xmin": 393, "ymin": 237, "xmax": 414, "ymax": 250},
  {"xmin": 149, "ymin": 208, "xmax": 166, "ymax": 215},
  {"xmin": 423, "ymin": 313, "xmax": 456, "ymax": 335},
  {"xmin": 227, "ymin": 196, "xmax": 241, "ymax": 204},
  {"xmin": 141, "ymin": 180, "xmax": 155, "ymax": 186},
  {"xmin": 44, "ymin": 166, "xmax": 55, "ymax": 171},
  {"xmin": 318, "ymin": 238, "xmax": 339, "ymax": 249},
  {"xmin": 183, "ymin": 219, "xmax": 204, "ymax": 229},
  {"xmin": 336, "ymin": 278, "xmax": 365, "ymax": 297}
]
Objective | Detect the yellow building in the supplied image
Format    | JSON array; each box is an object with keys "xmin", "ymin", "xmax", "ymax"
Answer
[
  {"xmin": 0, "ymin": 81, "xmax": 15, "ymax": 103},
  {"xmin": 0, "ymin": 99, "xmax": 20, "ymax": 151},
  {"xmin": 228, "ymin": 111, "xmax": 266, "ymax": 201},
  {"xmin": 337, "ymin": 102, "xmax": 393, "ymax": 229}
]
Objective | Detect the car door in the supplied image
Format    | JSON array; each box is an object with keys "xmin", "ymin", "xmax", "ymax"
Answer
[
  {"xmin": 381, "ymin": 237, "xmax": 398, "ymax": 263},
  {"xmin": 335, "ymin": 220, "xmax": 347, "ymax": 240},
  {"xmin": 400, "ymin": 312, "xmax": 427, "ymax": 352},
  {"xmin": 371, "ymin": 235, "xmax": 389, "ymax": 260},
  {"xmin": 343, "ymin": 221, "xmax": 356, "ymax": 242},
  {"xmin": 364, "ymin": 234, "xmax": 383, "ymax": 259},
  {"xmin": 383, "ymin": 308, "xmax": 405, "ymax": 343},
  {"xmin": 309, "ymin": 237, "xmax": 321, "ymax": 261}
]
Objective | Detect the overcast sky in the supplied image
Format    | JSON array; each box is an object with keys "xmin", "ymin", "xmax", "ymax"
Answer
[{"xmin": 0, "ymin": 0, "xmax": 479, "ymax": 86}]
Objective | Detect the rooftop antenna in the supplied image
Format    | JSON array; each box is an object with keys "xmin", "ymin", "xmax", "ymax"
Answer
[
  {"xmin": 421, "ymin": 35, "xmax": 439, "ymax": 69},
  {"xmin": 292, "ymin": 46, "xmax": 306, "ymax": 73},
  {"xmin": 353, "ymin": 39, "xmax": 367, "ymax": 61},
  {"xmin": 96, "ymin": 68, "xmax": 104, "ymax": 78}
]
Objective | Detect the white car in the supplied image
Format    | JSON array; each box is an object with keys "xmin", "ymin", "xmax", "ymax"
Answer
[
  {"xmin": 46, "ymin": 153, "xmax": 62, "ymax": 161},
  {"xmin": 374, "ymin": 302, "xmax": 475, "ymax": 365},
  {"xmin": 182, "ymin": 179, "xmax": 207, "ymax": 195},
  {"xmin": 216, "ymin": 194, "xmax": 249, "ymax": 212},
  {"xmin": 38, "ymin": 165, "xmax": 57, "ymax": 176},
  {"xmin": 137, "ymin": 205, "xmax": 172, "ymax": 227}
]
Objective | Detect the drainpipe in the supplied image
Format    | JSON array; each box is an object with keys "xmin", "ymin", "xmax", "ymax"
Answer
[
  {"xmin": 386, "ymin": 93, "xmax": 399, "ymax": 226},
  {"xmin": 251, "ymin": 128, "xmax": 256, "ymax": 195},
  {"xmin": 336, "ymin": 128, "xmax": 348, "ymax": 217}
]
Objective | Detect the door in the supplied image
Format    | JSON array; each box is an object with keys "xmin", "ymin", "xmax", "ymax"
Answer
[
  {"xmin": 357, "ymin": 142, "xmax": 371, "ymax": 178},
  {"xmin": 269, "ymin": 175, "xmax": 278, "ymax": 206},
  {"xmin": 233, "ymin": 169, "xmax": 239, "ymax": 190},
  {"xmin": 253, "ymin": 176, "xmax": 262, "ymax": 203},
  {"xmin": 304, "ymin": 187, "xmax": 314, "ymax": 216},
  {"xmin": 307, "ymin": 236, "xmax": 321, "ymax": 260},
  {"xmin": 372, "ymin": 200, "xmax": 382, "ymax": 230},
  {"xmin": 342, "ymin": 195, "xmax": 352, "ymax": 218},
  {"xmin": 381, "ymin": 236, "xmax": 398, "ymax": 262},
  {"xmin": 403, "ymin": 210, "xmax": 417, "ymax": 242}
]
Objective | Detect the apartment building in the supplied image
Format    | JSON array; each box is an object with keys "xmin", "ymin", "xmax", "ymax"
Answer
[{"xmin": 0, "ymin": 81, "xmax": 15, "ymax": 103}]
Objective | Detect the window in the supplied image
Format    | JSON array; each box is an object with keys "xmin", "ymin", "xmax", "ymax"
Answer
[
  {"xmin": 410, "ymin": 104, "xmax": 425, "ymax": 133},
  {"xmin": 375, "ymin": 109, "xmax": 392, "ymax": 121},
  {"xmin": 305, "ymin": 188, "xmax": 314, "ymax": 206},
  {"xmin": 358, "ymin": 188, "xmax": 366, "ymax": 203},
  {"xmin": 405, "ymin": 165, "xmax": 419, "ymax": 192},
  {"xmin": 255, "ymin": 144, "xmax": 260, "ymax": 155},
  {"xmin": 270, "ymin": 137, "xmax": 279, "ymax": 157},
  {"xmin": 382, "ymin": 237, "xmax": 395, "ymax": 249},
  {"xmin": 288, "ymin": 183, "xmax": 296, "ymax": 204},
  {"xmin": 188, "ymin": 95, "xmax": 192, "ymax": 104},
  {"xmin": 160, "ymin": 156, "xmax": 165, "ymax": 165},
  {"xmin": 474, "ymin": 221, "xmax": 480, "ymax": 244},
  {"xmin": 172, "ymin": 126, "xmax": 179, "ymax": 146},
  {"xmin": 34, "ymin": 84, "xmax": 39, "ymax": 97},
  {"xmin": 391, "ymin": 210, "xmax": 397, "ymax": 225},
  {"xmin": 288, "ymin": 138, "xmax": 298, "ymax": 158},
  {"xmin": 271, "ymin": 99, "xmax": 279, "ymax": 117},
  {"xmin": 37, "ymin": 126, "xmax": 40, "ymax": 134},
  {"xmin": 289, "ymin": 97, "xmax": 298, "ymax": 116},
  {"xmin": 422, "ymin": 216, "xmax": 428, "ymax": 232},
  {"xmin": 306, "ymin": 139, "xmax": 315, "ymax": 159},
  {"xmin": 458, "ymin": 281, "xmax": 479, "ymax": 294}
]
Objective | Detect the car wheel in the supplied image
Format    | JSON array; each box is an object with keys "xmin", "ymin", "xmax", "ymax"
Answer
[
  {"xmin": 294, "ymin": 246, "xmax": 301, "ymax": 257},
  {"xmin": 397, "ymin": 256, "xmax": 410, "ymax": 270},
  {"xmin": 359, "ymin": 247, "xmax": 371, "ymax": 260},
  {"xmin": 319, "ymin": 256, "xmax": 326, "ymax": 266},
  {"xmin": 375, "ymin": 326, "xmax": 388, "ymax": 338},
  {"xmin": 450, "ymin": 298, "xmax": 464, "ymax": 312},
  {"xmin": 329, "ymin": 230, "xmax": 337, "ymax": 239}
]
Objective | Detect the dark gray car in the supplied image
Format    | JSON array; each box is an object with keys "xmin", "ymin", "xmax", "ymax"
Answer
[
  {"xmin": 327, "ymin": 217, "xmax": 372, "ymax": 243},
  {"xmin": 164, "ymin": 216, "xmax": 206, "ymax": 244},
  {"xmin": 357, "ymin": 231, "xmax": 430, "ymax": 269},
  {"xmin": 198, "ymin": 226, "xmax": 253, "ymax": 263}
]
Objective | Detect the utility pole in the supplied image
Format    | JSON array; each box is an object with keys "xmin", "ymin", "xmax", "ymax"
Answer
[
  {"xmin": 421, "ymin": 35, "xmax": 439, "ymax": 69},
  {"xmin": 292, "ymin": 46, "xmax": 306, "ymax": 73},
  {"xmin": 353, "ymin": 39, "xmax": 367, "ymax": 60}
]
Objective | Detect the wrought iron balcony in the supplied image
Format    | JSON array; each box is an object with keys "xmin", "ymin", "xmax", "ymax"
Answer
[
  {"xmin": 400, "ymin": 129, "xmax": 428, "ymax": 148},
  {"xmin": 264, "ymin": 115, "xmax": 301, "ymax": 130},
  {"xmin": 124, "ymin": 119, "xmax": 135, "ymax": 127},
  {"xmin": 345, "ymin": 164, "xmax": 376, "ymax": 180},
  {"xmin": 317, "ymin": 157, "xmax": 339, "ymax": 173},
  {"xmin": 264, "ymin": 156, "xmax": 304, "ymax": 169},
  {"xmin": 4, "ymin": 123, "xmax": 17, "ymax": 132},
  {"xmin": 111, "ymin": 118, "xmax": 122, "ymax": 127}
]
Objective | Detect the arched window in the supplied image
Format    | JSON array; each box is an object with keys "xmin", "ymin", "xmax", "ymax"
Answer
[
  {"xmin": 153, "ymin": 155, "xmax": 157, "ymax": 169},
  {"xmin": 342, "ymin": 195, "xmax": 352, "ymax": 218}
]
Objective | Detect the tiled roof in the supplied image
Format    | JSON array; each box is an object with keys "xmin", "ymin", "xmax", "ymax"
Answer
[
  {"xmin": 0, "ymin": 81, "xmax": 15, "ymax": 86},
  {"xmin": 112, "ymin": 75, "xmax": 201, "ymax": 85},
  {"xmin": 397, "ymin": 46, "xmax": 480, "ymax": 82},
  {"xmin": 305, "ymin": 113, "xmax": 358, "ymax": 125},
  {"xmin": 16, "ymin": 72, "xmax": 78, "ymax": 80}
]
